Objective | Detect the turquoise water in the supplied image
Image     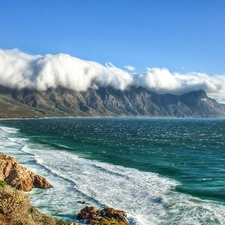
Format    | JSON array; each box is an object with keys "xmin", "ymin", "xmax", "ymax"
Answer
[{"xmin": 0, "ymin": 118, "xmax": 225, "ymax": 224}]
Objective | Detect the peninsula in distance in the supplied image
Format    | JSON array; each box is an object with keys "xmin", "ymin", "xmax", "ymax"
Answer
[{"xmin": 0, "ymin": 85, "xmax": 225, "ymax": 118}]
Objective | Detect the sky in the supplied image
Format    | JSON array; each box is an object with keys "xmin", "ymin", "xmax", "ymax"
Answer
[{"xmin": 0, "ymin": 0, "xmax": 225, "ymax": 102}]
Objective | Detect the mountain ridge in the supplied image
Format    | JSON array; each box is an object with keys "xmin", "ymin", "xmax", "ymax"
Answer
[{"xmin": 0, "ymin": 85, "xmax": 224, "ymax": 118}]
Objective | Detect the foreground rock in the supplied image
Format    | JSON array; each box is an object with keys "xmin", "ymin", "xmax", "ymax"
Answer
[
  {"xmin": 0, "ymin": 152, "xmax": 52, "ymax": 191},
  {"xmin": 78, "ymin": 206, "xmax": 129, "ymax": 225}
]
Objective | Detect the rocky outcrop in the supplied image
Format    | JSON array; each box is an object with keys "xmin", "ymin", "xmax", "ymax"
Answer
[
  {"xmin": 77, "ymin": 206, "xmax": 129, "ymax": 225},
  {"xmin": 0, "ymin": 152, "xmax": 52, "ymax": 191}
]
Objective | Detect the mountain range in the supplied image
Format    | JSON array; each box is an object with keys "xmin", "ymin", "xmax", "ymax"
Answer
[{"xmin": 0, "ymin": 85, "xmax": 224, "ymax": 118}]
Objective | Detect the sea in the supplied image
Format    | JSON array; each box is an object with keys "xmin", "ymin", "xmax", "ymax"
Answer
[{"xmin": 0, "ymin": 118, "xmax": 225, "ymax": 225}]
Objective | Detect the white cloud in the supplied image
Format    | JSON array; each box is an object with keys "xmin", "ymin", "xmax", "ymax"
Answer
[
  {"xmin": 124, "ymin": 65, "xmax": 135, "ymax": 71},
  {"xmin": 134, "ymin": 68, "xmax": 225, "ymax": 103},
  {"xmin": 0, "ymin": 49, "xmax": 133, "ymax": 92},
  {"xmin": 0, "ymin": 49, "xmax": 225, "ymax": 103}
]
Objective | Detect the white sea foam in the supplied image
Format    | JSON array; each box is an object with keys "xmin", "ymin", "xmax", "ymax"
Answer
[
  {"xmin": 0, "ymin": 126, "xmax": 19, "ymax": 134},
  {"xmin": 1, "ymin": 126, "xmax": 225, "ymax": 224},
  {"xmin": 20, "ymin": 144, "xmax": 177, "ymax": 224}
]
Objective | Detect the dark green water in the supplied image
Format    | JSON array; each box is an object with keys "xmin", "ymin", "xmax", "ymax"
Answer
[{"xmin": 1, "ymin": 118, "xmax": 225, "ymax": 224}]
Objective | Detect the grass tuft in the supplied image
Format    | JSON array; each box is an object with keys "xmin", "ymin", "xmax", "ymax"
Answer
[{"xmin": 0, "ymin": 181, "xmax": 9, "ymax": 188}]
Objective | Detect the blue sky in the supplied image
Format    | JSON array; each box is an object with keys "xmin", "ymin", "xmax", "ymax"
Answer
[{"xmin": 1, "ymin": 0, "xmax": 225, "ymax": 75}]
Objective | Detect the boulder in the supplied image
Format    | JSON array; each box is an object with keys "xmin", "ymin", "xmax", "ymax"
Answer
[
  {"xmin": 77, "ymin": 206, "xmax": 129, "ymax": 225},
  {"xmin": 0, "ymin": 152, "xmax": 52, "ymax": 191},
  {"xmin": 100, "ymin": 207, "xmax": 128, "ymax": 224},
  {"xmin": 77, "ymin": 206, "xmax": 98, "ymax": 219}
]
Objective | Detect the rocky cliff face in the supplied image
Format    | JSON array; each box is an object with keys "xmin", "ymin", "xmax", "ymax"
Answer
[
  {"xmin": 0, "ymin": 152, "xmax": 52, "ymax": 191},
  {"xmin": 0, "ymin": 85, "xmax": 224, "ymax": 118}
]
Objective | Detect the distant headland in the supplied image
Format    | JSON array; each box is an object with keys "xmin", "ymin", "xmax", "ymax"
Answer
[{"xmin": 0, "ymin": 85, "xmax": 224, "ymax": 119}]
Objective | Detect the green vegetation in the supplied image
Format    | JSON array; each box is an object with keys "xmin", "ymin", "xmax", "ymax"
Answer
[
  {"xmin": 0, "ymin": 185, "xmax": 68, "ymax": 225},
  {"xmin": 0, "ymin": 181, "xmax": 9, "ymax": 188}
]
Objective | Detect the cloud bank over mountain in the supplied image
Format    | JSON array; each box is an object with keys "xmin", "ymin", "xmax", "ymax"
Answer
[{"xmin": 0, "ymin": 49, "xmax": 225, "ymax": 103}]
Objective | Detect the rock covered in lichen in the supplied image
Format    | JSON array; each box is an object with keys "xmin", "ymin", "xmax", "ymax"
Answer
[{"xmin": 78, "ymin": 206, "xmax": 129, "ymax": 225}]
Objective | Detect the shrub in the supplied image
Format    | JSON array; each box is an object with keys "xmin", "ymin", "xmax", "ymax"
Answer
[
  {"xmin": 0, "ymin": 185, "xmax": 68, "ymax": 225},
  {"xmin": 0, "ymin": 185, "xmax": 33, "ymax": 224}
]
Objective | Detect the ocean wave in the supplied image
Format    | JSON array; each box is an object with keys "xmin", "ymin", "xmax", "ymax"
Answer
[{"xmin": 0, "ymin": 126, "xmax": 19, "ymax": 134}]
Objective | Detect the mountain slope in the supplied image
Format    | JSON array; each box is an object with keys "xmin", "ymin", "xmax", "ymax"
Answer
[{"xmin": 0, "ymin": 85, "xmax": 224, "ymax": 118}]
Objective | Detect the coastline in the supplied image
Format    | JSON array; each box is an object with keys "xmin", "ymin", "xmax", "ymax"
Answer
[
  {"xmin": 2, "ymin": 115, "xmax": 225, "ymax": 120},
  {"xmin": 0, "ymin": 151, "xmax": 129, "ymax": 225},
  {"xmin": 0, "ymin": 151, "xmax": 74, "ymax": 225}
]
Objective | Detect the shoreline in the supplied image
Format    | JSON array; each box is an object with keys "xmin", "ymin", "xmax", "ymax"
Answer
[
  {"xmin": 0, "ymin": 151, "xmax": 75, "ymax": 225},
  {"xmin": 0, "ymin": 150, "xmax": 129, "ymax": 225},
  {"xmin": 1, "ymin": 115, "xmax": 225, "ymax": 121}
]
